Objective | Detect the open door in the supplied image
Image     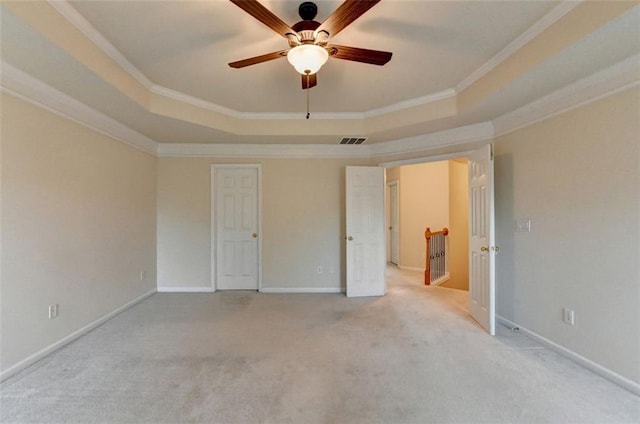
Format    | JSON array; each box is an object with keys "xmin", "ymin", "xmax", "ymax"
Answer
[
  {"xmin": 468, "ymin": 144, "xmax": 495, "ymax": 334},
  {"xmin": 346, "ymin": 166, "xmax": 386, "ymax": 297}
]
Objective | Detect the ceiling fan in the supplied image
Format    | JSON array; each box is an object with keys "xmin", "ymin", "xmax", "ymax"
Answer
[{"xmin": 228, "ymin": 0, "xmax": 392, "ymax": 90}]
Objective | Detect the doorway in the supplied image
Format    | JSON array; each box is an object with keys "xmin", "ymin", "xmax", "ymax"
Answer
[
  {"xmin": 384, "ymin": 159, "xmax": 469, "ymax": 290},
  {"xmin": 379, "ymin": 145, "xmax": 496, "ymax": 334}
]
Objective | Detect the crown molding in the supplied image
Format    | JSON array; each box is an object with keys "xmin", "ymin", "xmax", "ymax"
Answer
[
  {"xmin": 0, "ymin": 62, "xmax": 157, "ymax": 155},
  {"xmin": 493, "ymin": 55, "xmax": 640, "ymax": 137},
  {"xmin": 4, "ymin": 50, "xmax": 636, "ymax": 160},
  {"xmin": 48, "ymin": 1, "xmax": 457, "ymax": 121},
  {"xmin": 363, "ymin": 89, "xmax": 456, "ymax": 119},
  {"xmin": 455, "ymin": 0, "xmax": 582, "ymax": 94},
  {"xmin": 151, "ymin": 85, "xmax": 455, "ymax": 121},
  {"xmin": 46, "ymin": 0, "xmax": 588, "ymax": 127},
  {"xmin": 156, "ymin": 122, "xmax": 495, "ymax": 159},
  {"xmin": 47, "ymin": 0, "xmax": 153, "ymax": 90},
  {"xmin": 151, "ymin": 85, "xmax": 363, "ymax": 120},
  {"xmin": 369, "ymin": 122, "xmax": 495, "ymax": 158},
  {"xmin": 156, "ymin": 142, "xmax": 371, "ymax": 159},
  {"xmin": 35, "ymin": 0, "xmax": 475, "ymax": 123},
  {"xmin": 49, "ymin": 0, "xmax": 455, "ymax": 121},
  {"xmin": 150, "ymin": 85, "xmax": 241, "ymax": 118}
]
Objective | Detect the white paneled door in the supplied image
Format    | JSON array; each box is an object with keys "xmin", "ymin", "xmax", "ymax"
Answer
[
  {"xmin": 213, "ymin": 165, "xmax": 260, "ymax": 290},
  {"xmin": 346, "ymin": 166, "xmax": 386, "ymax": 297},
  {"xmin": 468, "ymin": 145, "xmax": 495, "ymax": 334}
]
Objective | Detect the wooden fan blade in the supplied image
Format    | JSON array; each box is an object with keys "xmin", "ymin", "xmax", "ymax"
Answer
[
  {"xmin": 316, "ymin": 0, "xmax": 381, "ymax": 38},
  {"xmin": 327, "ymin": 44, "xmax": 392, "ymax": 65},
  {"xmin": 230, "ymin": 0, "xmax": 296, "ymax": 38},
  {"xmin": 228, "ymin": 50, "xmax": 288, "ymax": 68},
  {"xmin": 301, "ymin": 73, "xmax": 317, "ymax": 90}
]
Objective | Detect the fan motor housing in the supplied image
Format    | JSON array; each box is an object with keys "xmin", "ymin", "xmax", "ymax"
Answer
[{"xmin": 292, "ymin": 20, "xmax": 321, "ymax": 33}]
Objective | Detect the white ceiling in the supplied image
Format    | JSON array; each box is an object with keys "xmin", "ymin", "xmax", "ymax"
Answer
[
  {"xmin": 67, "ymin": 0, "xmax": 558, "ymax": 113},
  {"xmin": 1, "ymin": 1, "xmax": 638, "ymax": 145}
]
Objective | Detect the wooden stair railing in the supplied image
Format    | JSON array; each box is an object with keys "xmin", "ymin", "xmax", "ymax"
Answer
[{"xmin": 425, "ymin": 227, "xmax": 449, "ymax": 285}]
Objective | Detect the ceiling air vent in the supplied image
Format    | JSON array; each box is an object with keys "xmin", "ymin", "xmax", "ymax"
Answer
[{"xmin": 339, "ymin": 137, "xmax": 367, "ymax": 145}]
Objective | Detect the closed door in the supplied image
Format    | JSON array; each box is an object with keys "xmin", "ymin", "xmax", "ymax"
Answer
[
  {"xmin": 213, "ymin": 165, "xmax": 260, "ymax": 290},
  {"xmin": 468, "ymin": 145, "xmax": 495, "ymax": 334},
  {"xmin": 346, "ymin": 166, "xmax": 386, "ymax": 297}
]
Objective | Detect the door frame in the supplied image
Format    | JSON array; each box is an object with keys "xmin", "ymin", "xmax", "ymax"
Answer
[
  {"xmin": 386, "ymin": 179, "xmax": 400, "ymax": 265},
  {"xmin": 210, "ymin": 164, "xmax": 262, "ymax": 292},
  {"xmin": 379, "ymin": 147, "xmax": 494, "ymax": 332}
]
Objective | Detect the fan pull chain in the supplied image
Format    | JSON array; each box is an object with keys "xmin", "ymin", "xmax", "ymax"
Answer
[{"xmin": 306, "ymin": 73, "xmax": 310, "ymax": 119}]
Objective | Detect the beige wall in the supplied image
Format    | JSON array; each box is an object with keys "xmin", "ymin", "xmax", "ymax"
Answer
[
  {"xmin": 494, "ymin": 87, "xmax": 640, "ymax": 384},
  {"xmin": 157, "ymin": 157, "xmax": 371, "ymax": 290},
  {"xmin": 1, "ymin": 93, "xmax": 157, "ymax": 373},
  {"xmin": 386, "ymin": 161, "xmax": 468, "ymax": 287},
  {"xmin": 389, "ymin": 162, "xmax": 450, "ymax": 270},
  {"xmin": 443, "ymin": 159, "xmax": 469, "ymax": 290},
  {"xmin": 3, "ymin": 82, "xmax": 638, "ymax": 388}
]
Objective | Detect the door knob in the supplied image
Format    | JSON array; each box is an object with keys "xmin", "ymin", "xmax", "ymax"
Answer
[
  {"xmin": 347, "ymin": 236, "xmax": 353, "ymax": 241},
  {"xmin": 252, "ymin": 233, "xmax": 257, "ymax": 238},
  {"xmin": 492, "ymin": 246, "xmax": 500, "ymax": 252},
  {"xmin": 480, "ymin": 246, "xmax": 489, "ymax": 252}
]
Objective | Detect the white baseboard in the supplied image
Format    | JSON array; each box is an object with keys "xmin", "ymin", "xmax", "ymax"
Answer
[
  {"xmin": 157, "ymin": 286, "xmax": 215, "ymax": 293},
  {"xmin": 1, "ymin": 289, "xmax": 156, "ymax": 382},
  {"xmin": 496, "ymin": 315, "xmax": 640, "ymax": 396},
  {"xmin": 398, "ymin": 266, "xmax": 424, "ymax": 272},
  {"xmin": 429, "ymin": 273, "xmax": 451, "ymax": 286},
  {"xmin": 260, "ymin": 287, "xmax": 343, "ymax": 294}
]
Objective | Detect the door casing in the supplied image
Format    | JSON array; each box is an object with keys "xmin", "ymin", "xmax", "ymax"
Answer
[
  {"xmin": 387, "ymin": 180, "xmax": 400, "ymax": 265},
  {"xmin": 379, "ymin": 147, "xmax": 495, "ymax": 334},
  {"xmin": 211, "ymin": 164, "xmax": 262, "ymax": 291}
]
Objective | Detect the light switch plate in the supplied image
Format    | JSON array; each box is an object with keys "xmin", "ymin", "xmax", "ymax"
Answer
[{"xmin": 515, "ymin": 218, "xmax": 531, "ymax": 232}]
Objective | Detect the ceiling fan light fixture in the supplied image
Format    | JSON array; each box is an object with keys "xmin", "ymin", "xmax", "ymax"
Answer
[{"xmin": 287, "ymin": 44, "xmax": 329, "ymax": 75}]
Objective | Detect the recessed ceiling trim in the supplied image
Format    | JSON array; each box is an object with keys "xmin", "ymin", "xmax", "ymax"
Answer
[
  {"xmin": 455, "ymin": 0, "xmax": 582, "ymax": 94},
  {"xmin": 43, "ymin": 0, "xmax": 457, "ymax": 120},
  {"xmin": 363, "ymin": 89, "xmax": 456, "ymax": 119},
  {"xmin": 493, "ymin": 55, "xmax": 640, "ymax": 137},
  {"xmin": 3, "ymin": 0, "xmax": 150, "ymax": 108},
  {"xmin": 151, "ymin": 85, "xmax": 456, "ymax": 121},
  {"xmin": 456, "ymin": 1, "xmax": 638, "ymax": 112},
  {"xmin": 150, "ymin": 85, "xmax": 240, "ymax": 118},
  {"xmin": 156, "ymin": 143, "xmax": 372, "ymax": 159},
  {"xmin": 151, "ymin": 85, "xmax": 364, "ymax": 120},
  {"xmin": 5, "ymin": 55, "xmax": 635, "ymax": 160},
  {"xmin": 369, "ymin": 122, "xmax": 495, "ymax": 158},
  {"xmin": 48, "ymin": 0, "xmax": 153, "ymax": 89},
  {"xmin": 38, "ymin": 0, "xmax": 582, "ymax": 122},
  {"xmin": 155, "ymin": 122, "xmax": 495, "ymax": 159},
  {"xmin": 0, "ymin": 61, "xmax": 157, "ymax": 155}
]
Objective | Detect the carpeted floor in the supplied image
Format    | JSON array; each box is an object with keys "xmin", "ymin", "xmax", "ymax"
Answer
[{"xmin": 1, "ymin": 266, "xmax": 638, "ymax": 423}]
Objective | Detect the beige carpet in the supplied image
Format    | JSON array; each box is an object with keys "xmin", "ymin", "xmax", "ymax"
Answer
[{"xmin": 1, "ymin": 266, "xmax": 638, "ymax": 423}]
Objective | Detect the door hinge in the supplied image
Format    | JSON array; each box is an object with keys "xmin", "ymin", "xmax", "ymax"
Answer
[{"xmin": 490, "ymin": 144, "xmax": 494, "ymax": 160}]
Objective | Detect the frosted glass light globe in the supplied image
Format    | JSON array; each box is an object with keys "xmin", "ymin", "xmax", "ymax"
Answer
[{"xmin": 287, "ymin": 44, "xmax": 329, "ymax": 75}]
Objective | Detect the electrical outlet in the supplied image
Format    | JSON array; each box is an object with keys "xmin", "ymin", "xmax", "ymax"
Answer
[
  {"xmin": 140, "ymin": 270, "xmax": 146, "ymax": 281},
  {"xmin": 48, "ymin": 304, "xmax": 58, "ymax": 319},
  {"xmin": 563, "ymin": 308, "xmax": 575, "ymax": 326},
  {"xmin": 317, "ymin": 266, "xmax": 323, "ymax": 274}
]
